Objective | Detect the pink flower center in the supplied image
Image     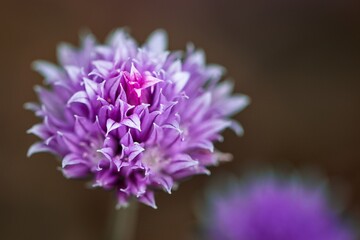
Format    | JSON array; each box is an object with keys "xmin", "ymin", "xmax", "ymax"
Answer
[{"xmin": 123, "ymin": 63, "xmax": 163, "ymax": 99}]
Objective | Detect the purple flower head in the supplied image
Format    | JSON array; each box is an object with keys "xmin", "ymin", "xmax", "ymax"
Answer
[
  {"xmin": 26, "ymin": 29, "xmax": 249, "ymax": 208},
  {"xmin": 201, "ymin": 174, "xmax": 355, "ymax": 240}
]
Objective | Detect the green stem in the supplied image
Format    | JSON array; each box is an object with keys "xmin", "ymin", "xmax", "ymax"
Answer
[{"xmin": 108, "ymin": 201, "xmax": 138, "ymax": 240}]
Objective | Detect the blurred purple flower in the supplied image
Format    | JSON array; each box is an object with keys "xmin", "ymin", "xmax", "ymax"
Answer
[
  {"xmin": 26, "ymin": 29, "xmax": 248, "ymax": 208},
  {"xmin": 201, "ymin": 175, "xmax": 354, "ymax": 240}
]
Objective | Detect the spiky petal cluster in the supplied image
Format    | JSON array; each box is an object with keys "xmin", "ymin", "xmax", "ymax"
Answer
[
  {"xmin": 201, "ymin": 175, "xmax": 354, "ymax": 240},
  {"xmin": 27, "ymin": 29, "xmax": 248, "ymax": 208}
]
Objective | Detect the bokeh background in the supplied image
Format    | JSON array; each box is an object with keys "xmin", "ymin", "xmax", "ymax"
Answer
[{"xmin": 2, "ymin": 0, "xmax": 360, "ymax": 239}]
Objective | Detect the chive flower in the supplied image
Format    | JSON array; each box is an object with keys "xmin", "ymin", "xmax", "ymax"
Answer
[
  {"xmin": 27, "ymin": 29, "xmax": 248, "ymax": 208},
  {"xmin": 201, "ymin": 174, "xmax": 355, "ymax": 240}
]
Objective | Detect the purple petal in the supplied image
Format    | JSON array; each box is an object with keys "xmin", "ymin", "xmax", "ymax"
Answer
[
  {"xmin": 90, "ymin": 60, "xmax": 113, "ymax": 78},
  {"xmin": 144, "ymin": 29, "xmax": 168, "ymax": 54},
  {"xmin": 27, "ymin": 124, "xmax": 50, "ymax": 139},
  {"xmin": 27, "ymin": 142, "xmax": 53, "ymax": 157},
  {"xmin": 138, "ymin": 190, "xmax": 157, "ymax": 209},
  {"xmin": 151, "ymin": 175, "xmax": 173, "ymax": 194},
  {"xmin": 121, "ymin": 114, "xmax": 141, "ymax": 131},
  {"xmin": 32, "ymin": 60, "xmax": 64, "ymax": 84},
  {"xmin": 106, "ymin": 119, "xmax": 121, "ymax": 135}
]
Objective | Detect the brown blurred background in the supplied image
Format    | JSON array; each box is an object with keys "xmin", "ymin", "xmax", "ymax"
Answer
[{"xmin": 1, "ymin": 0, "xmax": 360, "ymax": 239}]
